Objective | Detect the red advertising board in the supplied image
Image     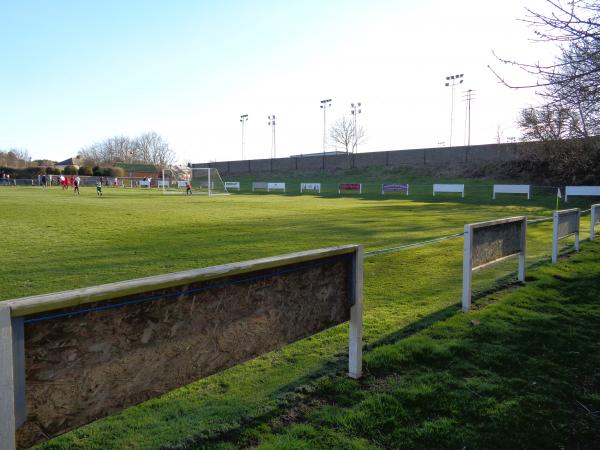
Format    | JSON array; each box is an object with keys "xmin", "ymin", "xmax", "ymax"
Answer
[{"xmin": 339, "ymin": 183, "xmax": 361, "ymax": 192}]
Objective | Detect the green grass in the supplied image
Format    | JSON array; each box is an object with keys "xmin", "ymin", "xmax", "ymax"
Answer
[
  {"xmin": 1, "ymin": 169, "xmax": 598, "ymax": 449},
  {"xmin": 246, "ymin": 244, "xmax": 600, "ymax": 450}
]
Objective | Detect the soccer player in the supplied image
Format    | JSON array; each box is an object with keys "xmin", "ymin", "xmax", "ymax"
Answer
[
  {"xmin": 96, "ymin": 180, "xmax": 102, "ymax": 196},
  {"xmin": 73, "ymin": 176, "xmax": 80, "ymax": 195},
  {"xmin": 186, "ymin": 181, "xmax": 192, "ymax": 196}
]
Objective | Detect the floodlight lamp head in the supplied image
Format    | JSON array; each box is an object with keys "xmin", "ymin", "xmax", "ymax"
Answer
[
  {"xmin": 358, "ymin": 102, "xmax": 361, "ymax": 107},
  {"xmin": 445, "ymin": 82, "xmax": 450, "ymax": 86},
  {"xmin": 351, "ymin": 103, "xmax": 355, "ymax": 107}
]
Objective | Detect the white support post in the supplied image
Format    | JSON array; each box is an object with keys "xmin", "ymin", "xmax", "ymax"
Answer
[
  {"xmin": 359, "ymin": 185, "xmax": 362, "ymax": 194},
  {"xmin": 461, "ymin": 224, "xmax": 473, "ymax": 311},
  {"xmin": 348, "ymin": 246, "xmax": 363, "ymax": 379},
  {"xmin": 208, "ymin": 169, "xmax": 212, "ymax": 197},
  {"xmin": 518, "ymin": 220, "xmax": 527, "ymax": 282},
  {"xmin": 0, "ymin": 305, "xmax": 16, "ymax": 450},
  {"xmin": 161, "ymin": 169, "xmax": 165, "ymax": 194},
  {"xmin": 575, "ymin": 210, "xmax": 581, "ymax": 251},
  {"xmin": 592, "ymin": 206, "xmax": 598, "ymax": 241},
  {"xmin": 552, "ymin": 212, "xmax": 559, "ymax": 263}
]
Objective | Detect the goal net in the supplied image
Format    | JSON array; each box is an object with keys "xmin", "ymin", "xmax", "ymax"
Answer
[{"xmin": 161, "ymin": 168, "xmax": 228, "ymax": 196}]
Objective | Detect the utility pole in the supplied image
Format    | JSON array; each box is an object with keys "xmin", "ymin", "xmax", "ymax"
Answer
[
  {"xmin": 320, "ymin": 99, "xmax": 332, "ymax": 153},
  {"xmin": 240, "ymin": 114, "xmax": 248, "ymax": 160},
  {"xmin": 268, "ymin": 115, "xmax": 276, "ymax": 158},
  {"xmin": 444, "ymin": 73, "xmax": 464, "ymax": 147},
  {"xmin": 350, "ymin": 102, "xmax": 362, "ymax": 153},
  {"xmin": 461, "ymin": 89, "xmax": 476, "ymax": 146}
]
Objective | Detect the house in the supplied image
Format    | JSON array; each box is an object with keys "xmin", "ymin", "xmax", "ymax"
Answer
[{"xmin": 55, "ymin": 157, "xmax": 83, "ymax": 171}]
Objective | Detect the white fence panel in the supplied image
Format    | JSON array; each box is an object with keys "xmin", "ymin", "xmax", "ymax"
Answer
[
  {"xmin": 592, "ymin": 204, "xmax": 600, "ymax": 240},
  {"xmin": 552, "ymin": 208, "xmax": 580, "ymax": 263},
  {"xmin": 462, "ymin": 216, "xmax": 527, "ymax": 311}
]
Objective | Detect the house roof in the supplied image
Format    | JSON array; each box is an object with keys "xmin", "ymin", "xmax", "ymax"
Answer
[{"xmin": 56, "ymin": 157, "xmax": 82, "ymax": 166}]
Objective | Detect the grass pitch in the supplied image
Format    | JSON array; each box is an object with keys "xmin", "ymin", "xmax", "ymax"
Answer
[{"xmin": 0, "ymin": 172, "xmax": 598, "ymax": 449}]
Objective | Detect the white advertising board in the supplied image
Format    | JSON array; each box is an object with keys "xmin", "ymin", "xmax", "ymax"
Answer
[
  {"xmin": 300, "ymin": 183, "xmax": 321, "ymax": 193},
  {"xmin": 267, "ymin": 182, "xmax": 286, "ymax": 192},
  {"xmin": 433, "ymin": 184, "xmax": 464, "ymax": 197},
  {"xmin": 139, "ymin": 180, "xmax": 151, "ymax": 188},
  {"xmin": 177, "ymin": 180, "xmax": 188, "ymax": 188},
  {"xmin": 224, "ymin": 181, "xmax": 240, "ymax": 191},
  {"xmin": 492, "ymin": 184, "xmax": 530, "ymax": 199},
  {"xmin": 565, "ymin": 186, "xmax": 600, "ymax": 202},
  {"xmin": 252, "ymin": 182, "xmax": 268, "ymax": 191}
]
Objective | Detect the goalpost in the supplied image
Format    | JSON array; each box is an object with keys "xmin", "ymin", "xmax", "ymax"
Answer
[{"xmin": 161, "ymin": 167, "xmax": 228, "ymax": 196}]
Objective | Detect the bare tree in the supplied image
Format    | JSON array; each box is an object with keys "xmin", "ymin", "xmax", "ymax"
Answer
[
  {"xmin": 517, "ymin": 105, "xmax": 578, "ymax": 141},
  {"xmin": 79, "ymin": 132, "xmax": 175, "ymax": 167},
  {"xmin": 329, "ymin": 116, "xmax": 365, "ymax": 153},
  {"xmin": 0, "ymin": 149, "xmax": 31, "ymax": 168},
  {"xmin": 491, "ymin": 1, "xmax": 600, "ymax": 139},
  {"xmin": 135, "ymin": 132, "xmax": 175, "ymax": 169}
]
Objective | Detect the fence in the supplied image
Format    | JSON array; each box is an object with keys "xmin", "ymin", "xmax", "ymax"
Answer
[
  {"xmin": 1, "ymin": 246, "xmax": 363, "ymax": 450},
  {"xmin": 1, "ymin": 176, "xmax": 180, "ymax": 188}
]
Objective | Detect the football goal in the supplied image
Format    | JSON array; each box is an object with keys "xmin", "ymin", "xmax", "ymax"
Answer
[{"xmin": 161, "ymin": 168, "xmax": 228, "ymax": 196}]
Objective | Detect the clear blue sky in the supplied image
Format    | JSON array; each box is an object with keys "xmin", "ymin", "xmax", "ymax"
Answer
[{"xmin": 1, "ymin": 0, "xmax": 555, "ymax": 163}]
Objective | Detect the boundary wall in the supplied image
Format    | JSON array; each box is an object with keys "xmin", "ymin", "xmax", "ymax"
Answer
[{"xmin": 192, "ymin": 143, "xmax": 525, "ymax": 176}]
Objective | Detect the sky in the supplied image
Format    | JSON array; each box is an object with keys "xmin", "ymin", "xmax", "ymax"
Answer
[{"xmin": 0, "ymin": 0, "xmax": 559, "ymax": 164}]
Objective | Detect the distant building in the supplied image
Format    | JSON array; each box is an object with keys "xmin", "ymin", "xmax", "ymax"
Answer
[{"xmin": 55, "ymin": 157, "xmax": 83, "ymax": 170}]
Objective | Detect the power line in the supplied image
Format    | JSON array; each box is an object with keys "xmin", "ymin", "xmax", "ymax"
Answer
[{"xmin": 444, "ymin": 73, "xmax": 464, "ymax": 147}]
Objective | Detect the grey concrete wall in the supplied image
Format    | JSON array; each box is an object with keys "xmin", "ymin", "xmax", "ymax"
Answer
[
  {"xmin": 191, "ymin": 142, "xmax": 540, "ymax": 176},
  {"xmin": 249, "ymin": 158, "xmax": 271, "ymax": 172},
  {"xmin": 355, "ymin": 151, "xmax": 387, "ymax": 168},
  {"xmin": 297, "ymin": 155, "xmax": 325, "ymax": 171}
]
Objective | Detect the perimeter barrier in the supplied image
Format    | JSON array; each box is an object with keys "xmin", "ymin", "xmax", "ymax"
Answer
[{"xmin": 1, "ymin": 246, "xmax": 363, "ymax": 450}]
